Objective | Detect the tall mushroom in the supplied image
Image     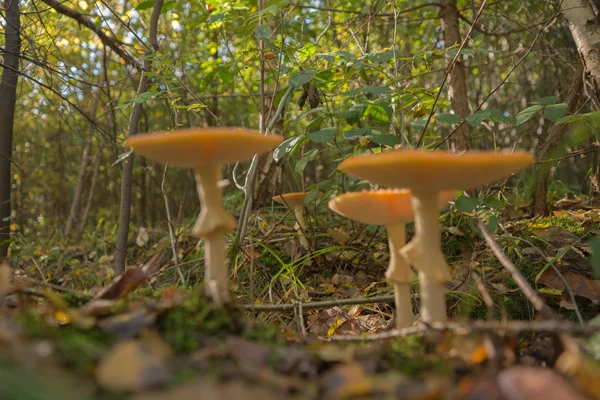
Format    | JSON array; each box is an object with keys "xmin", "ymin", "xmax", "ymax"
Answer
[
  {"xmin": 126, "ymin": 127, "xmax": 283, "ymax": 304},
  {"xmin": 272, "ymin": 192, "xmax": 310, "ymax": 249},
  {"xmin": 328, "ymin": 189, "xmax": 456, "ymax": 328},
  {"xmin": 339, "ymin": 150, "xmax": 535, "ymax": 323}
]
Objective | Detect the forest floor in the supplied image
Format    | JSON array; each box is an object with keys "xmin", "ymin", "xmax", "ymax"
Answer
[{"xmin": 3, "ymin": 197, "xmax": 600, "ymax": 399}]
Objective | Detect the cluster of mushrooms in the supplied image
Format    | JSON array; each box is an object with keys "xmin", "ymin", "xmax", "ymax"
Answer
[{"xmin": 127, "ymin": 127, "xmax": 535, "ymax": 326}]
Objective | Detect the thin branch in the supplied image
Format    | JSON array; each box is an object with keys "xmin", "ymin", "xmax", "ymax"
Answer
[
  {"xmin": 39, "ymin": 0, "xmax": 141, "ymax": 69},
  {"xmin": 238, "ymin": 294, "xmax": 395, "ymax": 311},
  {"xmin": 328, "ymin": 319, "xmax": 600, "ymax": 342}
]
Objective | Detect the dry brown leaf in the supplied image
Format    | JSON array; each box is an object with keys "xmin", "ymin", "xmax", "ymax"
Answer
[
  {"xmin": 497, "ymin": 366, "xmax": 588, "ymax": 400},
  {"xmin": 556, "ymin": 336, "xmax": 600, "ymax": 400},
  {"xmin": 95, "ymin": 339, "xmax": 171, "ymax": 392},
  {"xmin": 320, "ymin": 362, "xmax": 373, "ymax": 399},
  {"xmin": 328, "ymin": 228, "xmax": 352, "ymax": 245},
  {"xmin": 537, "ymin": 269, "xmax": 600, "ymax": 304},
  {"xmin": 132, "ymin": 379, "xmax": 285, "ymax": 400}
]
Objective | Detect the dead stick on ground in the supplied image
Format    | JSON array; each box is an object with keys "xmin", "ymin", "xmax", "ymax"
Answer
[
  {"xmin": 476, "ymin": 220, "xmax": 556, "ymax": 319},
  {"xmin": 238, "ymin": 294, "xmax": 396, "ymax": 312},
  {"xmin": 327, "ymin": 319, "xmax": 600, "ymax": 342}
]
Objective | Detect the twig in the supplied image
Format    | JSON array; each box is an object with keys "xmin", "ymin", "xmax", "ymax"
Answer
[
  {"xmin": 238, "ymin": 294, "xmax": 395, "ymax": 311},
  {"xmin": 161, "ymin": 165, "xmax": 185, "ymax": 285},
  {"xmin": 327, "ymin": 319, "xmax": 600, "ymax": 342},
  {"xmin": 16, "ymin": 276, "xmax": 91, "ymax": 298},
  {"xmin": 476, "ymin": 220, "xmax": 556, "ymax": 319},
  {"xmin": 39, "ymin": 0, "xmax": 140, "ymax": 69},
  {"xmin": 234, "ymin": 85, "xmax": 294, "ymax": 246}
]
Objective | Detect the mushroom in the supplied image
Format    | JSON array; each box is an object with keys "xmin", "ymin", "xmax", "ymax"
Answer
[
  {"xmin": 272, "ymin": 192, "xmax": 310, "ymax": 249},
  {"xmin": 328, "ymin": 189, "xmax": 457, "ymax": 328},
  {"xmin": 339, "ymin": 150, "xmax": 535, "ymax": 323},
  {"xmin": 126, "ymin": 127, "xmax": 283, "ymax": 304}
]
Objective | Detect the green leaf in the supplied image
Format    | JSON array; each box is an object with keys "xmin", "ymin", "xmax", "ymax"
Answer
[
  {"xmin": 364, "ymin": 86, "xmax": 390, "ymax": 94},
  {"xmin": 455, "ymin": 195, "xmax": 478, "ymax": 213},
  {"xmin": 411, "ymin": 117, "xmax": 428, "ymax": 131},
  {"xmin": 290, "ymin": 73, "xmax": 312, "ymax": 87},
  {"xmin": 299, "ymin": 43, "xmax": 317, "ymax": 62},
  {"xmin": 480, "ymin": 197, "xmax": 505, "ymax": 209},
  {"xmin": 365, "ymin": 102, "xmax": 391, "ymax": 124},
  {"xmin": 466, "ymin": 110, "xmax": 492, "ymax": 127},
  {"xmin": 254, "ymin": 25, "xmax": 271, "ymax": 40},
  {"xmin": 489, "ymin": 109, "xmax": 511, "ymax": 124},
  {"xmin": 218, "ymin": 69, "xmax": 234, "ymax": 85},
  {"xmin": 370, "ymin": 134, "xmax": 399, "ymax": 146},
  {"xmin": 531, "ymin": 96, "xmax": 558, "ymax": 105},
  {"xmin": 514, "ymin": 105, "xmax": 543, "ymax": 126},
  {"xmin": 343, "ymin": 103, "xmax": 368, "ymax": 124},
  {"xmin": 343, "ymin": 128, "xmax": 370, "ymax": 138},
  {"xmin": 134, "ymin": 0, "xmax": 154, "ymax": 10},
  {"xmin": 161, "ymin": 0, "xmax": 176, "ymax": 13},
  {"xmin": 273, "ymin": 136, "xmax": 305, "ymax": 162},
  {"xmin": 589, "ymin": 238, "xmax": 600, "ymax": 279},
  {"xmin": 435, "ymin": 113, "xmax": 462, "ymax": 126},
  {"xmin": 544, "ymin": 103, "xmax": 568, "ymax": 122},
  {"xmin": 485, "ymin": 214, "xmax": 498, "ymax": 232},
  {"xmin": 308, "ymin": 127, "xmax": 336, "ymax": 143},
  {"xmin": 295, "ymin": 149, "xmax": 319, "ymax": 173}
]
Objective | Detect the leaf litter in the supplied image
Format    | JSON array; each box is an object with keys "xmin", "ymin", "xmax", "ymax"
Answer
[{"xmin": 3, "ymin": 201, "xmax": 600, "ymax": 398}]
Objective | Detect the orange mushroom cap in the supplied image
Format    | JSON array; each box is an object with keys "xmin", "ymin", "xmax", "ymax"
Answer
[
  {"xmin": 339, "ymin": 150, "xmax": 535, "ymax": 191},
  {"xmin": 272, "ymin": 192, "xmax": 308, "ymax": 207},
  {"xmin": 328, "ymin": 189, "xmax": 457, "ymax": 226},
  {"xmin": 126, "ymin": 127, "xmax": 283, "ymax": 168}
]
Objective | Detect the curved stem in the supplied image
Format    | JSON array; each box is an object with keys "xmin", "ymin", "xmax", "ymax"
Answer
[
  {"xmin": 386, "ymin": 223, "xmax": 414, "ymax": 328},
  {"xmin": 193, "ymin": 164, "xmax": 236, "ymax": 238},
  {"xmin": 293, "ymin": 206, "xmax": 310, "ymax": 249},
  {"xmin": 419, "ymin": 271, "xmax": 447, "ymax": 323},
  {"xmin": 204, "ymin": 233, "xmax": 231, "ymax": 304},
  {"xmin": 394, "ymin": 282, "xmax": 414, "ymax": 328},
  {"xmin": 399, "ymin": 190, "xmax": 450, "ymax": 323}
]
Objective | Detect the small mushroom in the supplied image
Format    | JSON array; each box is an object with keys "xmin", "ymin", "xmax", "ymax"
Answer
[
  {"xmin": 272, "ymin": 192, "xmax": 310, "ymax": 249},
  {"xmin": 328, "ymin": 189, "xmax": 456, "ymax": 328},
  {"xmin": 340, "ymin": 150, "xmax": 534, "ymax": 323},
  {"xmin": 127, "ymin": 127, "xmax": 283, "ymax": 304}
]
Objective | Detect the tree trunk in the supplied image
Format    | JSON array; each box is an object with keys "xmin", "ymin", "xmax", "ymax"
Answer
[
  {"xmin": 114, "ymin": 0, "xmax": 163, "ymax": 275},
  {"xmin": 0, "ymin": 0, "xmax": 20, "ymax": 258},
  {"xmin": 440, "ymin": 0, "xmax": 471, "ymax": 151},
  {"xmin": 531, "ymin": 65, "xmax": 584, "ymax": 216},
  {"xmin": 562, "ymin": 0, "xmax": 600, "ymax": 192}
]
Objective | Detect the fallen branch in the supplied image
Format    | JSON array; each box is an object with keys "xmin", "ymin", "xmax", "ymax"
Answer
[
  {"xmin": 237, "ymin": 294, "xmax": 395, "ymax": 312},
  {"xmin": 328, "ymin": 319, "xmax": 600, "ymax": 342}
]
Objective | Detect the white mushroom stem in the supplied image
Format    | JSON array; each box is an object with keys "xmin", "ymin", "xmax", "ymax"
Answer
[
  {"xmin": 293, "ymin": 205, "xmax": 310, "ymax": 249},
  {"xmin": 204, "ymin": 233, "xmax": 230, "ymax": 304},
  {"xmin": 193, "ymin": 164, "xmax": 236, "ymax": 237},
  {"xmin": 193, "ymin": 164, "xmax": 236, "ymax": 304},
  {"xmin": 399, "ymin": 190, "xmax": 451, "ymax": 323},
  {"xmin": 385, "ymin": 222, "xmax": 415, "ymax": 329}
]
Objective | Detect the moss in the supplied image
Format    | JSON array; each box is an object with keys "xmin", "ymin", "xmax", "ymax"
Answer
[
  {"xmin": 158, "ymin": 295, "xmax": 243, "ymax": 352},
  {"xmin": 56, "ymin": 327, "xmax": 116, "ymax": 372},
  {"xmin": 530, "ymin": 215, "xmax": 597, "ymax": 237},
  {"xmin": 386, "ymin": 336, "xmax": 444, "ymax": 378}
]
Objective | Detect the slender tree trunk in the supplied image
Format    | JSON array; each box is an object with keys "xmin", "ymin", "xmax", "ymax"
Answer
[
  {"xmin": 562, "ymin": 0, "xmax": 600, "ymax": 191},
  {"xmin": 77, "ymin": 148, "xmax": 101, "ymax": 235},
  {"xmin": 64, "ymin": 84, "xmax": 103, "ymax": 236},
  {"xmin": 0, "ymin": 0, "xmax": 20, "ymax": 258},
  {"xmin": 531, "ymin": 65, "xmax": 583, "ymax": 216},
  {"xmin": 114, "ymin": 0, "xmax": 163, "ymax": 275},
  {"xmin": 440, "ymin": 0, "xmax": 471, "ymax": 151}
]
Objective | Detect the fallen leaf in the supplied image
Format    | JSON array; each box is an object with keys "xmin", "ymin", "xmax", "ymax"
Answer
[
  {"xmin": 557, "ymin": 335, "xmax": 600, "ymax": 400},
  {"xmin": 132, "ymin": 378, "xmax": 285, "ymax": 400},
  {"xmin": 226, "ymin": 336, "xmax": 272, "ymax": 370},
  {"xmin": 98, "ymin": 309, "xmax": 157, "ymax": 338},
  {"xmin": 320, "ymin": 362, "xmax": 373, "ymax": 399},
  {"xmin": 329, "ymin": 228, "xmax": 352, "ymax": 245},
  {"xmin": 95, "ymin": 339, "xmax": 171, "ymax": 392},
  {"xmin": 532, "ymin": 226, "xmax": 580, "ymax": 248},
  {"xmin": 497, "ymin": 366, "xmax": 588, "ymax": 400},
  {"xmin": 537, "ymin": 269, "xmax": 600, "ymax": 304}
]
